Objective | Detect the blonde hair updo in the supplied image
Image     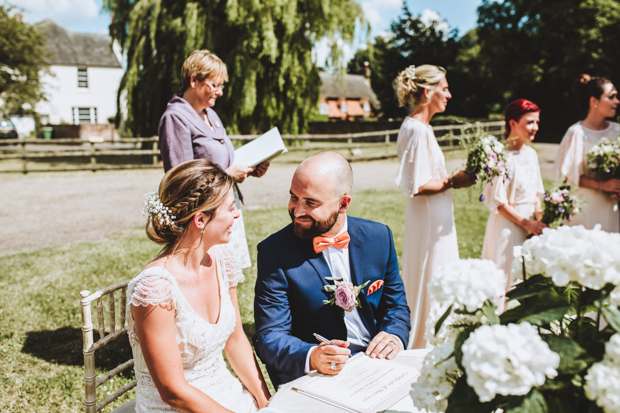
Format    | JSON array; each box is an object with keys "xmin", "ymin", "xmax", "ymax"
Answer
[
  {"xmin": 393, "ymin": 64, "xmax": 446, "ymax": 111},
  {"xmin": 180, "ymin": 50, "xmax": 229, "ymax": 92},
  {"xmin": 146, "ymin": 159, "xmax": 234, "ymax": 252}
]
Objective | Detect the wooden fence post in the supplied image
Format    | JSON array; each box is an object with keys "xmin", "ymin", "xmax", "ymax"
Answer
[
  {"xmin": 152, "ymin": 140, "xmax": 158, "ymax": 165},
  {"xmin": 21, "ymin": 140, "xmax": 28, "ymax": 174},
  {"xmin": 90, "ymin": 141, "xmax": 97, "ymax": 172},
  {"xmin": 385, "ymin": 133, "xmax": 390, "ymax": 154}
]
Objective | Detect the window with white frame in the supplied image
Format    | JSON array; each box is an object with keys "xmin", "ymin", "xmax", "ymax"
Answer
[
  {"xmin": 78, "ymin": 68, "xmax": 88, "ymax": 88},
  {"xmin": 319, "ymin": 102, "xmax": 329, "ymax": 115},
  {"xmin": 339, "ymin": 101, "xmax": 348, "ymax": 113},
  {"xmin": 363, "ymin": 102, "xmax": 371, "ymax": 112},
  {"xmin": 72, "ymin": 107, "xmax": 98, "ymax": 124}
]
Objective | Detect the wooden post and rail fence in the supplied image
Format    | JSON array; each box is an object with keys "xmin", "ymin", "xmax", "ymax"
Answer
[{"xmin": 0, "ymin": 121, "xmax": 504, "ymax": 174}]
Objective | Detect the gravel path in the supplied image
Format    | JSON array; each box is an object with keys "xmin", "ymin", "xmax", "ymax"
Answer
[{"xmin": 0, "ymin": 144, "xmax": 559, "ymax": 256}]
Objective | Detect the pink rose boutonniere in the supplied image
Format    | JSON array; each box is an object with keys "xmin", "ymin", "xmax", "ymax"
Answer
[{"xmin": 323, "ymin": 279, "xmax": 370, "ymax": 312}]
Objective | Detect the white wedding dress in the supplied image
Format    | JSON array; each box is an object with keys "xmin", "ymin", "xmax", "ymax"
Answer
[
  {"xmin": 127, "ymin": 245, "xmax": 258, "ymax": 413},
  {"xmin": 395, "ymin": 117, "xmax": 460, "ymax": 349},
  {"xmin": 554, "ymin": 121, "xmax": 620, "ymax": 232},
  {"xmin": 482, "ymin": 146, "xmax": 544, "ymax": 310}
]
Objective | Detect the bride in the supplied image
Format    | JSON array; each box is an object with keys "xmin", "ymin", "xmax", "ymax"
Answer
[{"xmin": 127, "ymin": 159, "xmax": 270, "ymax": 412}]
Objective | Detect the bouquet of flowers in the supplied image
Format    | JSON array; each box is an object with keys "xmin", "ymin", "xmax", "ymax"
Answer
[
  {"xmin": 459, "ymin": 124, "xmax": 508, "ymax": 201},
  {"xmin": 411, "ymin": 225, "xmax": 620, "ymax": 413},
  {"xmin": 586, "ymin": 137, "xmax": 620, "ymax": 178},
  {"xmin": 541, "ymin": 185, "xmax": 584, "ymax": 228}
]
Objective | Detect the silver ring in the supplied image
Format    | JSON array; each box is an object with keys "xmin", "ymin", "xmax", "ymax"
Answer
[
  {"xmin": 330, "ymin": 362, "xmax": 336, "ymax": 370},
  {"xmin": 389, "ymin": 340, "xmax": 397, "ymax": 347}
]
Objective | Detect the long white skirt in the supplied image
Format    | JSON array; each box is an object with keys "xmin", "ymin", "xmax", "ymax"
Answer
[
  {"xmin": 229, "ymin": 210, "xmax": 252, "ymax": 269},
  {"xmin": 571, "ymin": 188, "xmax": 619, "ymax": 233},
  {"xmin": 402, "ymin": 190, "xmax": 459, "ymax": 349},
  {"xmin": 481, "ymin": 203, "xmax": 534, "ymax": 312}
]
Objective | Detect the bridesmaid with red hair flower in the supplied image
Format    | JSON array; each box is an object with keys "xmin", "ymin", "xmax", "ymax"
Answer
[{"xmin": 482, "ymin": 99, "xmax": 547, "ymax": 309}]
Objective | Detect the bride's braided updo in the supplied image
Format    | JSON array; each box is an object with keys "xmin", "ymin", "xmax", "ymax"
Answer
[{"xmin": 146, "ymin": 159, "xmax": 234, "ymax": 250}]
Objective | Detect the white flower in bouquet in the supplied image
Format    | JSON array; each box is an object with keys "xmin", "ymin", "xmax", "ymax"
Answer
[
  {"xmin": 513, "ymin": 225, "xmax": 620, "ymax": 289},
  {"xmin": 461, "ymin": 323, "xmax": 560, "ymax": 403},
  {"xmin": 424, "ymin": 303, "xmax": 486, "ymax": 346},
  {"xmin": 585, "ymin": 334, "xmax": 620, "ymax": 412},
  {"xmin": 410, "ymin": 340, "xmax": 462, "ymax": 413},
  {"xmin": 428, "ymin": 259, "xmax": 506, "ymax": 312}
]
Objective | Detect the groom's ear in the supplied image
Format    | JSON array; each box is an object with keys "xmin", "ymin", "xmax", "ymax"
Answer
[{"xmin": 338, "ymin": 195, "xmax": 352, "ymax": 213}]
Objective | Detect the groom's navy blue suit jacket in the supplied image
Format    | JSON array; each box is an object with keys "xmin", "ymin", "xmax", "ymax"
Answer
[{"xmin": 253, "ymin": 216, "xmax": 411, "ymax": 387}]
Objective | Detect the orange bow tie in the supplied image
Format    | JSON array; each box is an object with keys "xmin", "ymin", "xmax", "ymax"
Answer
[{"xmin": 313, "ymin": 232, "xmax": 350, "ymax": 254}]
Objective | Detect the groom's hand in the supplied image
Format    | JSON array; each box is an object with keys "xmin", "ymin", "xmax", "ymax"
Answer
[
  {"xmin": 310, "ymin": 340, "xmax": 351, "ymax": 375},
  {"xmin": 366, "ymin": 332, "xmax": 402, "ymax": 360}
]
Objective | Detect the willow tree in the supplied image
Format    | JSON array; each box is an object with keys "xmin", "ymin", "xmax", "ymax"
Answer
[{"xmin": 104, "ymin": 0, "xmax": 364, "ymax": 135}]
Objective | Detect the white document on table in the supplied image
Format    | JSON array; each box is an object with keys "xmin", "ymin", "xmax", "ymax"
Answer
[
  {"xmin": 233, "ymin": 127, "xmax": 287, "ymax": 167},
  {"xmin": 293, "ymin": 353, "xmax": 420, "ymax": 413}
]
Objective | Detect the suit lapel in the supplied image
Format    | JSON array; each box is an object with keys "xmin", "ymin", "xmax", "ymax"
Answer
[
  {"xmin": 298, "ymin": 236, "xmax": 332, "ymax": 286},
  {"xmin": 347, "ymin": 218, "xmax": 377, "ymax": 337}
]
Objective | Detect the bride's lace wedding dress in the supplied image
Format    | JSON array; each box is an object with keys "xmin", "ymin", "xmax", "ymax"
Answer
[{"xmin": 127, "ymin": 245, "xmax": 258, "ymax": 412}]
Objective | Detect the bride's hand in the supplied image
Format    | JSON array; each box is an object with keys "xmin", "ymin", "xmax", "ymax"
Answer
[{"xmin": 451, "ymin": 170, "xmax": 476, "ymax": 188}]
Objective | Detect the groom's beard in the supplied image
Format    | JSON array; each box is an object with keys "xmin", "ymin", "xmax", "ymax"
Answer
[{"xmin": 289, "ymin": 208, "xmax": 339, "ymax": 240}]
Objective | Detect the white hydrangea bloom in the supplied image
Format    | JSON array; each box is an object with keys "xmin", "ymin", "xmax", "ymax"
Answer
[
  {"xmin": 461, "ymin": 323, "xmax": 559, "ymax": 402},
  {"xmin": 424, "ymin": 303, "xmax": 486, "ymax": 346},
  {"xmin": 609, "ymin": 286, "xmax": 620, "ymax": 310},
  {"xmin": 585, "ymin": 334, "xmax": 620, "ymax": 412},
  {"xmin": 410, "ymin": 340, "xmax": 462, "ymax": 413},
  {"xmin": 428, "ymin": 259, "xmax": 506, "ymax": 312},
  {"xmin": 513, "ymin": 225, "xmax": 620, "ymax": 289}
]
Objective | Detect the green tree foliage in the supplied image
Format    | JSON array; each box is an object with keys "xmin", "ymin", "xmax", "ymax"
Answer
[
  {"xmin": 477, "ymin": 0, "xmax": 620, "ymax": 141},
  {"xmin": 0, "ymin": 6, "xmax": 49, "ymax": 117},
  {"xmin": 351, "ymin": 7, "xmax": 462, "ymax": 119},
  {"xmin": 104, "ymin": 0, "xmax": 364, "ymax": 136}
]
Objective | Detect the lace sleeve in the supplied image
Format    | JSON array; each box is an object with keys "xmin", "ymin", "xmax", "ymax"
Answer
[
  {"xmin": 394, "ymin": 120, "xmax": 433, "ymax": 197},
  {"xmin": 128, "ymin": 268, "xmax": 175, "ymax": 308},
  {"xmin": 215, "ymin": 245, "xmax": 245, "ymax": 288}
]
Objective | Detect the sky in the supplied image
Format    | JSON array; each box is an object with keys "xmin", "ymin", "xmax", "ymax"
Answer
[{"xmin": 10, "ymin": 0, "xmax": 483, "ymax": 66}]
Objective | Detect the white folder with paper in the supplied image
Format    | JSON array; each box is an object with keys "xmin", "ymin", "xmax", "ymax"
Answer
[
  {"xmin": 233, "ymin": 127, "xmax": 288, "ymax": 167},
  {"xmin": 292, "ymin": 353, "xmax": 420, "ymax": 413}
]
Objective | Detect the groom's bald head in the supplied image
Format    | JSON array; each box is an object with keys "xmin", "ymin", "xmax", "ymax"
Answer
[{"xmin": 294, "ymin": 151, "xmax": 353, "ymax": 199}]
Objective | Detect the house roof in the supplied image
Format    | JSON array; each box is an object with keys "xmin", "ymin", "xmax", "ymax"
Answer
[
  {"xmin": 319, "ymin": 72, "xmax": 380, "ymax": 109},
  {"xmin": 36, "ymin": 19, "xmax": 121, "ymax": 68}
]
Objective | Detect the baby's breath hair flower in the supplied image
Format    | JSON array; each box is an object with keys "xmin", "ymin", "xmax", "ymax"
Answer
[
  {"xmin": 142, "ymin": 192, "xmax": 176, "ymax": 226},
  {"xmin": 405, "ymin": 65, "xmax": 416, "ymax": 80}
]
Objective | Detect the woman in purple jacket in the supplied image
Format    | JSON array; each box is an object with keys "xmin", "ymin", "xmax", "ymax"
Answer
[{"xmin": 158, "ymin": 50, "xmax": 269, "ymax": 269}]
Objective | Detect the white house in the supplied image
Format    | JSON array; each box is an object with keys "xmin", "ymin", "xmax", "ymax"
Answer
[{"xmin": 35, "ymin": 20, "xmax": 123, "ymax": 126}]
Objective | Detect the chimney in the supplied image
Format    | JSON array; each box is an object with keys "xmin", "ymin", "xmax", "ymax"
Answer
[
  {"xmin": 364, "ymin": 61, "xmax": 371, "ymax": 87},
  {"xmin": 13, "ymin": 13, "xmax": 23, "ymax": 22}
]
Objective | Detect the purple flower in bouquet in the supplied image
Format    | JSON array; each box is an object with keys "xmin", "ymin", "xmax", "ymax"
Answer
[
  {"xmin": 479, "ymin": 195, "xmax": 485, "ymax": 202},
  {"xmin": 334, "ymin": 282, "xmax": 357, "ymax": 312}
]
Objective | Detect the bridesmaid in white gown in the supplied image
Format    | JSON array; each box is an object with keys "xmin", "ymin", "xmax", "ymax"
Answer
[
  {"xmin": 554, "ymin": 74, "xmax": 620, "ymax": 232},
  {"xmin": 481, "ymin": 99, "xmax": 547, "ymax": 311},
  {"xmin": 128, "ymin": 159, "xmax": 270, "ymax": 413},
  {"xmin": 393, "ymin": 65, "xmax": 473, "ymax": 349}
]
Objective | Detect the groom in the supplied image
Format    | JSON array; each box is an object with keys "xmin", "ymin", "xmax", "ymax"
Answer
[{"xmin": 253, "ymin": 151, "xmax": 411, "ymax": 387}]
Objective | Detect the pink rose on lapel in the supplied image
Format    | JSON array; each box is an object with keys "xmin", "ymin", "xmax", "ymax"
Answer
[
  {"xmin": 334, "ymin": 282, "xmax": 357, "ymax": 312},
  {"xmin": 366, "ymin": 280, "xmax": 384, "ymax": 296},
  {"xmin": 323, "ymin": 279, "xmax": 370, "ymax": 312}
]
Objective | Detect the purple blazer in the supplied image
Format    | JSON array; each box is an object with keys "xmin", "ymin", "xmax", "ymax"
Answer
[{"xmin": 158, "ymin": 95, "xmax": 235, "ymax": 172}]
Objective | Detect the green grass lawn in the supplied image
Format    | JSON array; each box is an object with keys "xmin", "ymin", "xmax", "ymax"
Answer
[{"xmin": 0, "ymin": 187, "xmax": 489, "ymax": 412}]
